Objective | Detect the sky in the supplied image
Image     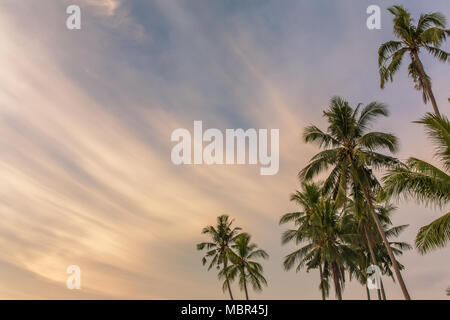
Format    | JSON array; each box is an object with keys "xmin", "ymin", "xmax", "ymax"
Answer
[{"xmin": 0, "ymin": 0, "xmax": 449, "ymax": 299}]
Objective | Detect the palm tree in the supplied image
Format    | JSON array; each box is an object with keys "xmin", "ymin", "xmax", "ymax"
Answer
[
  {"xmin": 279, "ymin": 182, "xmax": 329, "ymax": 299},
  {"xmin": 347, "ymin": 188, "xmax": 385, "ymax": 299},
  {"xmin": 281, "ymin": 190, "xmax": 357, "ymax": 300},
  {"xmin": 347, "ymin": 188, "xmax": 411, "ymax": 300},
  {"xmin": 221, "ymin": 233, "xmax": 268, "ymax": 300},
  {"xmin": 196, "ymin": 215, "xmax": 241, "ymax": 299},
  {"xmin": 383, "ymin": 113, "xmax": 450, "ymax": 253},
  {"xmin": 378, "ymin": 5, "xmax": 450, "ymax": 116},
  {"xmin": 300, "ymin": 96, "xmax": 411, "ymax": 299},
  {"xmin": 373, "ymin": 210, "xmax": 411, "ymax": 299},
  {"xmin": 349, "ymin": 199, "xmax": 412, "ymax": 299}
]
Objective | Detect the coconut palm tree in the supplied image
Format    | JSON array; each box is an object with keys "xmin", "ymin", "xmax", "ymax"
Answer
[
  {"xmin": 221, "ymin": 233, "xmax": 268, "ymax": 300},
  {"xmin": 383, "ymin": 113, "xmax": 450, "ymax": 254},
  {"xmin": 196, "ymin": 215, "xmax": 241, "ymax": 299},
  {"xmin": 372, "ymin": 204, "xmax": 412, "ymax": 276},
  {"xmin": 347, "ymin": 197, "xmax": 411, "ymax": 299},
  {"xmin": 347, "ymin": 188, "xmax": 385, "ymax": 300},
  {"xmin": 281, "ymin": 191, "xmax": 357, "ymax": 300},
  {"xmin": 279, "ymin": 182, "xmax": 330, "ymax": 299},
  {"xmin": 300, "ymin": 96, "xmax": 411, "ymax": 299},
  {"xmin": 346, "ymin": 244, "xmax": 373, "ymax": 300},
  {"xmin": 378, "ymin": 5, "xmax": 450, "ymax": 116}
]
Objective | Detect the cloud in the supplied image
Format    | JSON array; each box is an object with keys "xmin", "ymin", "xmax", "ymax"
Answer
[
  {"xmin": 0, "ymin": 0, "xmax": 448, "ymax": 300},
  {"xmin": 84, "ymin": 0, "xmax": 121, "ymax": 16}
]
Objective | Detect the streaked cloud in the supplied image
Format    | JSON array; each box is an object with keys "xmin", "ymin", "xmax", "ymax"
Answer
[
  {"xmin": 0, "ymin": 0, "xmax": 448, "ymax": 299},
  {"xmin": 84, "ymin": 0, "xmax": 121, "ymax": 16}
]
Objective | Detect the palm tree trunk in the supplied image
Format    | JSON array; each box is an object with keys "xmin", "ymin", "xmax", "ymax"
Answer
[
  {"xmin": 364, "ymin": 227, "xmax": 383, "ymax": 300},
  {"xmin": 243, "ymin": 280, "xmax": 249, "ymax": 300},
  {"xmin": 242, "ymin": 268, "xmax": 249, "ymax": 300},
  {"xmin": 223, "ymin": 260, "xmax": 234, "ymax": 300},
  {"xmin": 331, "ymin": 262, "xmax": 342, "ymax": 300},
  {"xmin": 319, "ymin": 263, "xmax": 326, "ymax": 300},
  {"xmin": 380, "ymin": 277, "xmax": 387, "ymax": 300},
  {"xmin": 366, "ymin": 284, "xmax": 371, "ymax": 300},
  {"xmin": 412, "ymin": 52, "xmax": 440, "ymax": 116},
  {"xmin": 226, "ymin": 279, "xmax": 234, "ymax": 300},
  {"xmin": 362, "ymin": 187, "xmax": 411, "ymax": 300}
]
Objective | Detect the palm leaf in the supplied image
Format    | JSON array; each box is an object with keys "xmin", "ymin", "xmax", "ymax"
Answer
[{"xmin": 415, "ymin": 212, "xmax": 450, "ymax": 254}]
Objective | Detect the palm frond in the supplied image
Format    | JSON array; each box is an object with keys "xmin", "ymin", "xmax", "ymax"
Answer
[
  {"xmin": 416, "ymin": 212, "xmax": 450, "ymax": 254},
  {"xmin": 385, "ymin": 224, "xmax": 409, "ymax": 238},
  {"xmin": 424, "ymin": 45, "xmax": 449, "ymax": 63},
  {"xmin": 357, "ymin": 102, "xmax": 389, "ymax": 131},
  {"xmin": 279, "ymin": 211, "xmax": 305, "ymax": 225},
  {"xmin": 303, "ymin": 125, "xmax": 339, "ymax": 148},
  {"xmin": 357, "ymin": 132, "xmax": 398, "ymax": 153},
  {"xmin": 417, "ymin": 12, "xmax": 447, "ymax": 32},
  {"xmin": 298, "ymin": 149, "xmax": 339, "ymax": 180},
  {"xmin": 420, "ymin": 27, "xmax": 449, "ymax": 47},
  {"xmin": 383, "ymin": 160, "xmax": 450, "ymax": 208},
  {"xmin": 414, "ymin": 113, "xmax": 450, "ymax": 170},
  {"xmin": 283, "ymin": 243, "xmax": 315, "ymax": 271}
]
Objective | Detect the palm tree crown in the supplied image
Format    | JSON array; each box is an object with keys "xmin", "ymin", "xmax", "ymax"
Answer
[
  {"xmin": 222, "ymin": 233, "xmax": 268, "ymax": 300},
  {"xmin": 378, "ymin": 5, "xmax": 450, "ymax": 116},
  {"xmin": 281, "ymin": 188, "xmax": 356, "ymax": 300},
  {"xmin": 196, "ymin": 215, "xmax": 241, "ymax": 299},
  {"xmin": 300, "ymin": 96, "xmax": 399, "ymax": 203}
]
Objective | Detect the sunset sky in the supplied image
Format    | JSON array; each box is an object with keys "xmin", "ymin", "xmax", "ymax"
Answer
[{"xmin": 0, "ymin": 0, "xmax": 449, "ymax": 299}]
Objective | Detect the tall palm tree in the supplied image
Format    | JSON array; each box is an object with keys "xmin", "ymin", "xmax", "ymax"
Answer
[
  {"xmin": 349, "ymin": 187, "xmax": 412, "ymax": 299},
  {"xmin": 300, "ymin": 96, "xmax": 411, "ymax": 299},
  {"xmin": 347, "ymin": 188, "xmax": 385, "ymax": 300},
  {"xmin": 383, "ymin": 113, "xmax": 450, "ymax": 253},
  {"xmin": 373, "ymin": 204, "xmax": 412, "ymax": 274},
  {"xmin": 196, "ymin": 215, "xmax": 241, "ymax": 299},
  {"xmin": 345, "ymin": 239, "xmax": 378, "ymax": 301},
  {"xmin": 279, "ymin": 182, "xmax": 329, "ymax": 299},
  {"xmin": 221, "ymin": 233, "xmax": 268, "ymax": 300},
  {"xmin": 378, "ymin": 5, "xmax": 450, "ymax": 116},
  {"xmin": 347, "ymin": 198, "xmax": 411, "ymax": 300},
  {"xmin": 281, "ymin": 191, "xmax": 357, "ymax": 300}
]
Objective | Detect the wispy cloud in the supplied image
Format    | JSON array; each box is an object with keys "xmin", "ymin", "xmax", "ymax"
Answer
[
  {"xmin": 84, "ymin": 0, "xmax": 121, "ymax": 16},
  {"xmin": 0, "ymin": 0, "xmax": 449, "ymax": 299}
]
